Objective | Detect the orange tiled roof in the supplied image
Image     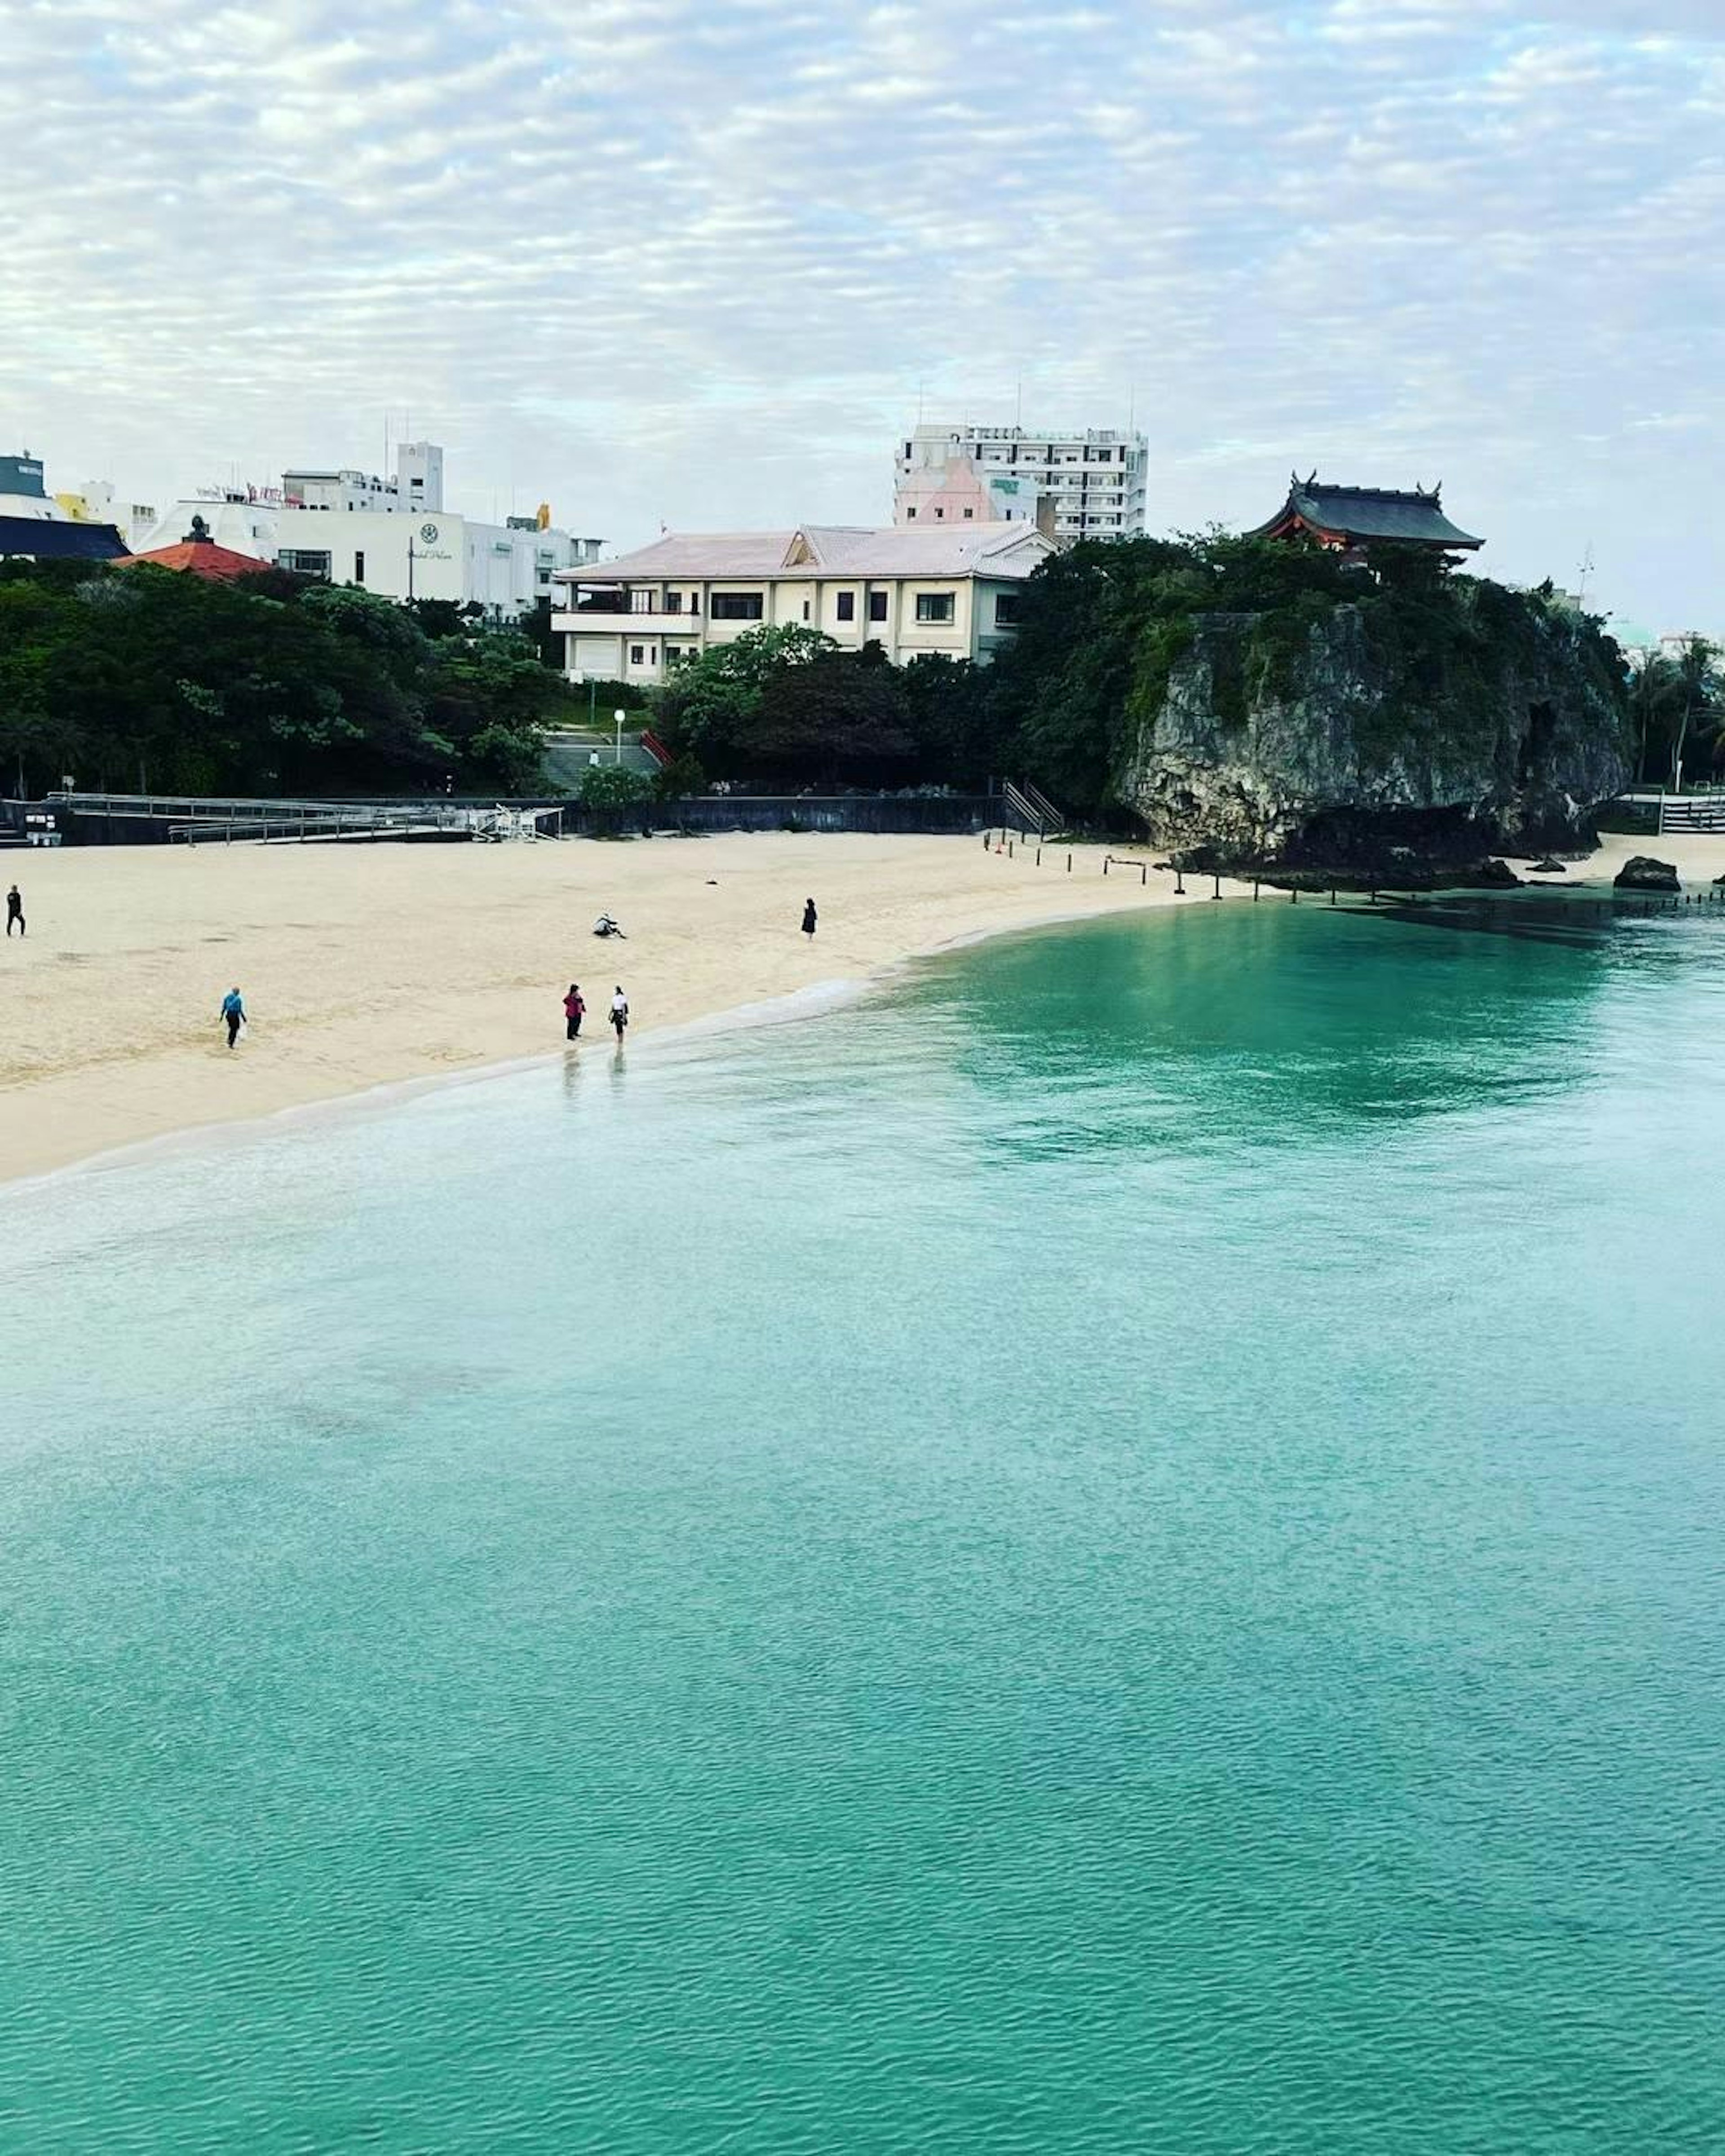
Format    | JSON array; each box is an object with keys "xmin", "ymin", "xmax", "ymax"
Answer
[{"xmin": 116, "ymin": 539, "xmax": 275, "ymax": 580}]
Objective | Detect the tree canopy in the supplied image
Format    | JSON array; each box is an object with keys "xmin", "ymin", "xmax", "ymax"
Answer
[
  {"xmin": 0, "ymin": 560, "xmax": 575, "ymax": 796},
  {"xmin": 1628, "ymin": 635, "xmax": 1722, "ymax": 788}
]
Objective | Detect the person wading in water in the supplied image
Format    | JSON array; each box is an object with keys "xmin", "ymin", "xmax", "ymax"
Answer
[
  {"xmin": 563, "ymin": 983, "xmax": 585, "ymax": 1040},
  {"xmin": 610, "ymin": 985, "xmax": 629, "ymax": 1043},
  {"xmin": 801, "ymin": 897, "xmax": 818, "ymax": 940}
]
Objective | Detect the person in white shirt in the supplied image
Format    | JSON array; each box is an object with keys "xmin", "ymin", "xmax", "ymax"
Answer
[{"xmin": 610, "ymin": 986, "xmax": 629, "ymax": 1042}]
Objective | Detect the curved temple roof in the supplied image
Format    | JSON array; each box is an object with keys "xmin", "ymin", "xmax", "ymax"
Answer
[{"xmin": 1250, "ymin": 475, "xmax": 1483, "ymax": 550}]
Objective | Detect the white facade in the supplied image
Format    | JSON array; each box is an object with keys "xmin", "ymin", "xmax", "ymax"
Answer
[
  {"xmin": 274, "ymin": 507, "xmax": 601, "ymax": 615},
  {"xmin": 898, "ymin": 423, "xmax": 1147, "ymax": 542},
  {"xmin": 553, "ymin": 522, "xmax": 1053, "ymax": 688},
  {"xmin": 283, "ymin": 439, "xmax": 446, "ymax": 515},
  {"xmin": 138, "ymin": 494, "xmax": 281, "ymax": 559},
  {"xmin": 133, "ymin": 437, "xmax": 603, "ymax": 619},
  {"xmin": 55, "ymin": 479, "xmax": 158, "ymax": 549}
]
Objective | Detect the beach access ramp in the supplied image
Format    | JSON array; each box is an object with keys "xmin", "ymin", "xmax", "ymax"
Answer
[{"xmin": 47, "ymin": 792, "xmax": 564, "ymax": 845}]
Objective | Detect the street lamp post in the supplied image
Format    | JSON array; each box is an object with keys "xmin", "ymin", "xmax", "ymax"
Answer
[{"xmin": 615, "ymin": 708, "xmax": 626, "ymax": 766}]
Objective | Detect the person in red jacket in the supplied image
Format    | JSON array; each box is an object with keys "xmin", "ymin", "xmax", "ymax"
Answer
[{"xmin": 562, "ymin": 983, "xmax": 585, "ymax": 1040}]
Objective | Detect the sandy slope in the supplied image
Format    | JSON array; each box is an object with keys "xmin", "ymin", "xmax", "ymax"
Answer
[{"xmin": 0, "ymin": 833, "xmax": 1234, "ymax": 1182}]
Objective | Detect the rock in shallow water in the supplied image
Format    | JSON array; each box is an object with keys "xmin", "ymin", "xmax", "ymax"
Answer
[{"xmin": 1615, "ymin": 855, "xmax": 1680, "ymax": 892}]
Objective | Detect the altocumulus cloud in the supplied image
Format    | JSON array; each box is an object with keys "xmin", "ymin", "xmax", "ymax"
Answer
[{"xmin": 0, "ymin": 0, "xmax": 1720, "ymax": 626}]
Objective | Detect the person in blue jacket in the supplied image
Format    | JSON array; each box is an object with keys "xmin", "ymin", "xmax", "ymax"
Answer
[{"xmin": 220, "ymin": 986, "xmax": 247, "ymax": 1049}]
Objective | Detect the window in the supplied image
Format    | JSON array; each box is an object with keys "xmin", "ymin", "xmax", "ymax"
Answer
[
  {"xmin": 802, "ymin": 600, "xmax": 810, "ymax": 621},
  {"xmin": 710, "ymin": 592, "xmax": 764, "ymax": 620},
  {"xmin": 630, "ymin": 644, "xmax": 645, "ymax": 664},
  {"xmin": 353, "ymin": 550, "xmax": 365, "ymax": 582},
  {"xmin": 963, "ymin": 507, "xmax": 974, "ymax": 519},
  {"xmin": 916, "ymin": 592, "xmax": 955, "ymax": 624},
  {"xmin": 995, "ymin": 593, "xmax": 1022, "ymax": 627},
  {"xmin": 836, "ymin": 591, "xmax": 855, "ymax": 622},
  {"xmin": 279, "ymin": 549, "xmax": 331, "ymax": 578},
  {"xmin": 664, "ymin": 590, "xmax": 683, "ymax": 614},
  {"xmin": 906, "ymin": 506, "xmax": 917, "ymax": 520},
  {"xmin": 933, "ymin": 507, "xmax": 944, "ymax": 520},
  {"xmin": 868, "ymin": 589, "xmax": 888, "ymax": 623},
  {"xmin": 628, "ymin": 588, "xmax": 656, "ymax": 614}
]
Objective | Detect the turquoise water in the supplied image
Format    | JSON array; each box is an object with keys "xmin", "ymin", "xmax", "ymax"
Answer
[{"xmin": 4, "ymin": 901, "xmax": 1725, "ymax": 2152}]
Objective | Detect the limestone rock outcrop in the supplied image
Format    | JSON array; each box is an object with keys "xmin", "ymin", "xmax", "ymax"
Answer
[{"xmin": 1123, "ymin": 592, "xmax": 1629, "ymax": 869}]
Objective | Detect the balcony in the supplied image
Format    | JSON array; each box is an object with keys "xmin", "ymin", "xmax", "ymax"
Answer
[{"xmin": 553, "ymin": 607, "xmax": 694, "ymax": 635}]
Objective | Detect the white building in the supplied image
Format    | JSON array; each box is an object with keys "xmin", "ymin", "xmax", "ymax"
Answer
[
  {"xmin": 53, "ymin": 478, "xmax": 158, "ymax": 548},
  {"xmin": 283, "ymin": 439, "xmax": 446, "ymax": 515},
  {"xmin": 553, "ymin": 522, "xmax": 1054, "ymax": 688},
  {"xmin": 133, "ymin": 441, "xmax": 603, "ymax": 619},
  {"xmin": 897, "ymin": 422, "xmax": 1147, "ymax": 542},
  {"xmin": 276, "ymin": 506, "xmax": 601, "ymax": 615}
]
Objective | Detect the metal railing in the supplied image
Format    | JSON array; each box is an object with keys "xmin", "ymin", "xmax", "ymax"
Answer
[{"xmin": 50, "ymin": 790, "xmax": 475, "ymax": 834}]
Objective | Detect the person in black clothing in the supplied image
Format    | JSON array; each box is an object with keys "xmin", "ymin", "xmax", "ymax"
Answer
[
  {"xmin": 5, "ymin": 884, "xmax": 22, "ymax": 937},
  {"xmin": 563, "ymin": 983, "xmax": 585, "ymax": 1040},
  {"xmin": 801, "ymin": 898, "xmax": 818, "ymax": 940}
]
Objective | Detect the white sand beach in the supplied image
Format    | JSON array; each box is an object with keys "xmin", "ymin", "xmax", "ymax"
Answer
[
  {"xmin": 0, "ymin": 832, "xmax": 1241, "ymax": 1182},
  {"xmin": 2, "ymin": 828, "xmax": 1718, "ymax": 1184}
]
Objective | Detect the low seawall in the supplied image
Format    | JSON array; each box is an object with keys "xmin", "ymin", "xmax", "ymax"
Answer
[{"xmin": 52, "ymin": 794, "xmax": 998, "ymax": 846}]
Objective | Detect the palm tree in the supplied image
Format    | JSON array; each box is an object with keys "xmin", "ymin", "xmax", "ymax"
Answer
[
  {"xmin": 1668, "ymin": 636, "xmax": 1721, "ymax": 792},
  {"xmin": 1628, "ymin": 650, "xmax": 1679, "ymax": 786}
]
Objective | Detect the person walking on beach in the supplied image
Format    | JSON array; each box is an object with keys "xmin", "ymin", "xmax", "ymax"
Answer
[
  {"xmin": 5, "ymin": 884, "xmax": 22, "ymax": 937},
  {"xmin": 563, "ymin": 982, "xmax": 585, "ymax": 1040},
  {"xmin": 219, "ymin": 985, "xmax": 247, "ymax": 1049},
  {"xmin": 610, "ymin": 985, "xmax": 629, "ymax": 1043},
  {"xmin": 801, "ymin": 897, "xmax": 818, "ymax": 940}
]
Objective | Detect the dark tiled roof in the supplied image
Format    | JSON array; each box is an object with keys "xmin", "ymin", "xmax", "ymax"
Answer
[
  {"xmin": 0, "ymin": 516, "xmax": 127, "ymax": 561},
  {"xmin": 1250, "ymin": 476, "xmax": 1482, "ymax": 549}
]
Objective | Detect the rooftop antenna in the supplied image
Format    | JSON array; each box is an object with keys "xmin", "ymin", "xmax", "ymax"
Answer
[{"xmin": 1578, "ymin": 540, "xmax": 1595, "ymax": 608}]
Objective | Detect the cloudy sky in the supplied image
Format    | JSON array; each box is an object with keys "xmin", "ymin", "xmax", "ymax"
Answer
[{"xmin": 3, "ymin": 0, "xmax": 1721, "ymax": 632}]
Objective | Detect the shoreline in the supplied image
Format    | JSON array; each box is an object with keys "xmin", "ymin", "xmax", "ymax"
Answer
[
  {"xmin": 0, "ymin": 835, "xmax": 1246, "ymax": 1187},
  {"xmin": 4, "ymin": 829, "xmax": 1721, "ymax": 1191}
]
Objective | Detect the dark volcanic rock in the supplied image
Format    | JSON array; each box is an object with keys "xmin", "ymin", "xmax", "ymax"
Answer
[
  {"xmin": 1614, "ymin": 855, "xmax": 1680, "ymax": 892},
  {"xmin": 1473, "ymin": 857, "xmax": 1522, "ymax": 887},
  {"xmin": 1527, "ymin": 856, "xmax": 1566, "ymax": 874}
]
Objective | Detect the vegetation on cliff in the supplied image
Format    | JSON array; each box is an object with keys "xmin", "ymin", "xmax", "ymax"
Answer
[{"xmin": 985, "ymin": 535, "xmax": 1635, "ymax": 821}]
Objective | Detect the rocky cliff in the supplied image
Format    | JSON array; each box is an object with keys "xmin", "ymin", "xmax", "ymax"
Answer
[{"xmin": 1124, "ymin": 586, "xmax": 1630, "ymax": 867}]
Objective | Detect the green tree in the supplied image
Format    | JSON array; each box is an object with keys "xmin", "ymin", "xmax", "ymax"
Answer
[
  {"xmin": 581, "ymin": 762, "xmax": 653, "ymax": 831},
  {"xmin": 741, "ymin": 650, "xmax": 915, "ymax": 782},
  {"xmin": 655, "ymin": 623, "xmax": 833, "ymax": 767},
  {"xmin": 1665, "ymin": 636, "xmax": 1722, "ymax": 790}
]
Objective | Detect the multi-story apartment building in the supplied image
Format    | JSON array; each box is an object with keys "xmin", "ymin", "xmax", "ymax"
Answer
[
  {"xmin": 552, "ymin": 522, "xmax": 1053, "ymax": 688},
  {"xmin": 896, "ymin": 423, "xmax": 1147, "ymax": 542}
]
